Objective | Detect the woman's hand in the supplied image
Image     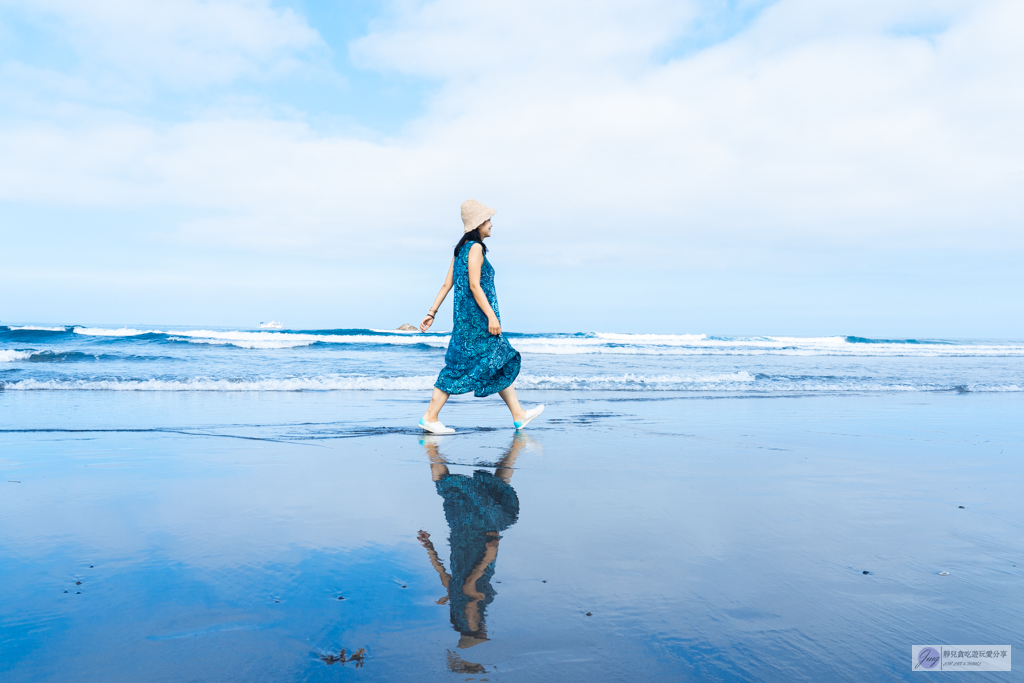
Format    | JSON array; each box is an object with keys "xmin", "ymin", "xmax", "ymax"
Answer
[
  {"xmin": 420, "ymin": 314, "xmax": 434, "ymax": 332},
  {"xmin": 488, "ymin": 316, "xmax": 501, "ymax": 336}
]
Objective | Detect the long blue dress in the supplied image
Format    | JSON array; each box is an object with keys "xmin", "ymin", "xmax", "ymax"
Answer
[{"xmin": 434, "ymin": 241, "xmax": 521, "ymax": 397}]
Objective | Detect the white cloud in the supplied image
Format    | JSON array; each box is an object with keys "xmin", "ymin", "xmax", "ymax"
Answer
[
  {"xmin": 1, "ymin": 0, "xmax": 1022, "ymax": 264},
  {"xmin": 0, "ymin": 0, "xmax": 323, "ymax": 89},
  {"xmin": 352, "ymin": 0, "xmax": 700, "ymax": 79}
]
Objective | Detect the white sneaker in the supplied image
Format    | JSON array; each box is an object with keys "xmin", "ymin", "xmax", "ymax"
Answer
[
  {"xmin": 419, "ymin": 417, "xmax": 455, "ymax": 434},
  {"xmin": 514, "ymin": 405, "xmax": 545, "ymax": 430}
]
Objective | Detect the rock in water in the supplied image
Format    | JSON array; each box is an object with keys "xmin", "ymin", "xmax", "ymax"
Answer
[{"xmin": 396, "ymin": 323, "xmax": 417, "ymax": 331}]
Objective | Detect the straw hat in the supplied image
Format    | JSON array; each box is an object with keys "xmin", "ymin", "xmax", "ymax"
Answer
[{"xmin": 461, "ymin": 199, "xmax": 496, "ymax": 233}]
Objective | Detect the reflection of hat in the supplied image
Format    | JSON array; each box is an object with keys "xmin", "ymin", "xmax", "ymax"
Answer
[
  {"xmin": 461, "ymin": 199, "xmax": 496, "ymax": 233},
  {"xmin": 458, "ymin": 633, "xmax": 490, "ymax": 649}
]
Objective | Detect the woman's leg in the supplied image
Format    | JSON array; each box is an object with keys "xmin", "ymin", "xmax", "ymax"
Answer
[
  {"xmin": 424, "ymin": 387, "xmax": 450, "ymax": 422},
  {"xmin": 497, "ymin": 386, "xmax": 527, "ymax": 422},
  {"xmin": 422, "ymin": 437, "xmax": 451, "ymax": 480}
]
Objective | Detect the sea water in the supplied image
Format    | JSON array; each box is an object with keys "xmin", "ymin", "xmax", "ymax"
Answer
[{"xmin": 2, "ymin": 325, "xmax": 1022, "ymax": 394}]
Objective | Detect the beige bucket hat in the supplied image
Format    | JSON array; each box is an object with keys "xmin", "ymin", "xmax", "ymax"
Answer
[{"xmin": 461, "ymin": 199, "xmax": 496, "ymax": 233}]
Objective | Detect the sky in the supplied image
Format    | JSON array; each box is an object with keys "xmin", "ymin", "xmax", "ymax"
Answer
[{"xmin": 1, "ymin": 0, "xmax": 1022, "ymax": 336}]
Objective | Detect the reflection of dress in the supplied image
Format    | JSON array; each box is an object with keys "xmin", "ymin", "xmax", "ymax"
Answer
[
  {"xmin": 434, "ymin": 241, "xmax": 521, "ymax": 397},
  {"xmin": 436, "ymin": 470, "xmax": 520, "ymax": 636}
]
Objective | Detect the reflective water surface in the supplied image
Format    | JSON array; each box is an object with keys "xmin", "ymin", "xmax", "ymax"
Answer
[{"xmin": 1, "ymin": 390, "xmax": 1022, "ymax": 681}]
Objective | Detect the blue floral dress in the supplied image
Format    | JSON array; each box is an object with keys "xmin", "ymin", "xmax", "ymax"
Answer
[{"xmin": 434, "ymin": 241, "xmax": 521, "ymax": 397}]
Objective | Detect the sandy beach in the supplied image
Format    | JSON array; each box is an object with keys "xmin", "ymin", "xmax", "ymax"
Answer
[{"xmin": 2, "ymin": 389, "xmax": 1021, "ymax": 681}]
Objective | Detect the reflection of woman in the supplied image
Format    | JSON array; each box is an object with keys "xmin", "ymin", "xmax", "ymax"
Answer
[
  {"xmin": 417, "ymin": 200, "xmax": 544, "ymax": 435},
  {"xmin": 418, "ymin": 433, "xmax": 532, "ymax": 650}
]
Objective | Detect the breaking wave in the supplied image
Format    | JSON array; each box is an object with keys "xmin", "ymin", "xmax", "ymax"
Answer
[
  {"xmin": 69, "ymin": 327, "xmax": 451, "ymax": 349},
  {"xmin": 6, "ymin": 325, "xmax": 68, "ymax": 332},
  {"xmin": 72, "ymin": 327, "xmax": 163, "ymax": 336}
]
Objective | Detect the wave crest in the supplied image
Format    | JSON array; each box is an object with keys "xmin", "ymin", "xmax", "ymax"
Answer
[
  {"xmin": 73, "ymin": 327, "xmax": 161, "ymax": 337},
  {"xmin": 6, "ymin": 325, "xmax": 68, "ymax": 332}
]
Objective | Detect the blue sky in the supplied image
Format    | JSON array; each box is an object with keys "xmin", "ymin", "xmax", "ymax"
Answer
[{"xmin": 1, "ymin": 0, "xmax": 1022, "ymax": 336}]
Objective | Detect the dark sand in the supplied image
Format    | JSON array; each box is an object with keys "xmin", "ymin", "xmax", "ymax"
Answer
[{"xmin": 1, "ymin": 390, "xmax": 1022, "ymax": 681}]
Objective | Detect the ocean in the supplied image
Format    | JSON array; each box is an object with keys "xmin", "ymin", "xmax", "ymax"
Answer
[{"xmin": 2, "ymin": 325, "xmax": 1022, "ymax": 395}]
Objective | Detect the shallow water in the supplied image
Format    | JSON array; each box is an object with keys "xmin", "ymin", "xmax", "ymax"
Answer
[{"xmin": 1, "ymin": 390, "xmax": 1022, "ymax": 681}]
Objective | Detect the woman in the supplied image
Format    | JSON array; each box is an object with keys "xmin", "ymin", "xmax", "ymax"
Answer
[
  {"xmin": 418, "ymin": 199, "xmax": 544, "ymax": 434},
  {"xmin": 417, "ymin": 432, "xmax": 533, "ymax": 653}
]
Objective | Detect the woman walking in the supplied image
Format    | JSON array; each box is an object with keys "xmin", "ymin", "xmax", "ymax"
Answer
[{"xmin": 418, "ymin": 200, "xmax": 544, "ymax": 434}]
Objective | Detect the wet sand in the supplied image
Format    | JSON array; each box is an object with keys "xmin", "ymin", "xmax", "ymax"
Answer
[{"xmin": 1, "ymin": 391, "xmax": 1022, "ymax": 681}]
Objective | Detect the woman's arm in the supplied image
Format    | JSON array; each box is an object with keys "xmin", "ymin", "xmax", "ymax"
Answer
[
  {"xmin": 420, "ymin": 257, "xmax": 455, "ymax": 332},
  {"xmin": 417, "ymin": 531, "xmax": 452, "ymax": 589},
  {"xmin": 467, "ymin": 244, "xmax": 501, "ymax": 336},
  {"xmin": 417, "ymin": 530, "xmax": 452, "ymax": 604}
]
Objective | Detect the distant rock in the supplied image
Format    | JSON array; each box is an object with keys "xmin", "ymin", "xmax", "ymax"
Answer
[{"xmin": 396, "ymin": 323, "xmax": 417, "ymax": 331}]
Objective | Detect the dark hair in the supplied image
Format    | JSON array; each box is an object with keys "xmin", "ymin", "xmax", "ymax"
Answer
[{"xmin": 454, "ymin": 228, "xmax": 487, "ymax": 258}]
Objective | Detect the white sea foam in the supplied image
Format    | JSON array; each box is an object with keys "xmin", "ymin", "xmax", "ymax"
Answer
[
  {"xmin": 169, "ymin": 330, "xmax": 450, "ymax": 349},
  {"xmin": 175, "ymin": 329, "xmax": 445, "ymax": 346},
  {"xmin": 171, "ymin": 329, "xmax": 448, "ymax": 344},
  {"xmin": 7, "ymin": 325, "xmax": 66, "ymax": 331},
  {"xmin": 5, "ymin": 372, "xmax": 1018, "ymax": 393},
  {"xmin": 0, "ymin": 350, "xmax": 33, "ymax": 362},
  {"xmin": 593, "ymin": 333, "xmax": 711, "ymax": 343},
  {"xmin": 515, "ymin": 371, "xmax": 757, "ymax": 389},
  {"xmin": 515, "ymin": 335, "xmax": 1024, "ymax": 357},
  {"xmin": 68, "ymin": 326, "xmax": 452, "ymax": 348},
  {"xmin": 73, "ymin": 327, "xmax": 162, "ymax": 336},
  {"xmin": 2, "ymin": 376, "xmax": 439, "ymax": 391},
  {"xmin": 168, "ymin": 337, "xmax": 319, "ymax": 350}
]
